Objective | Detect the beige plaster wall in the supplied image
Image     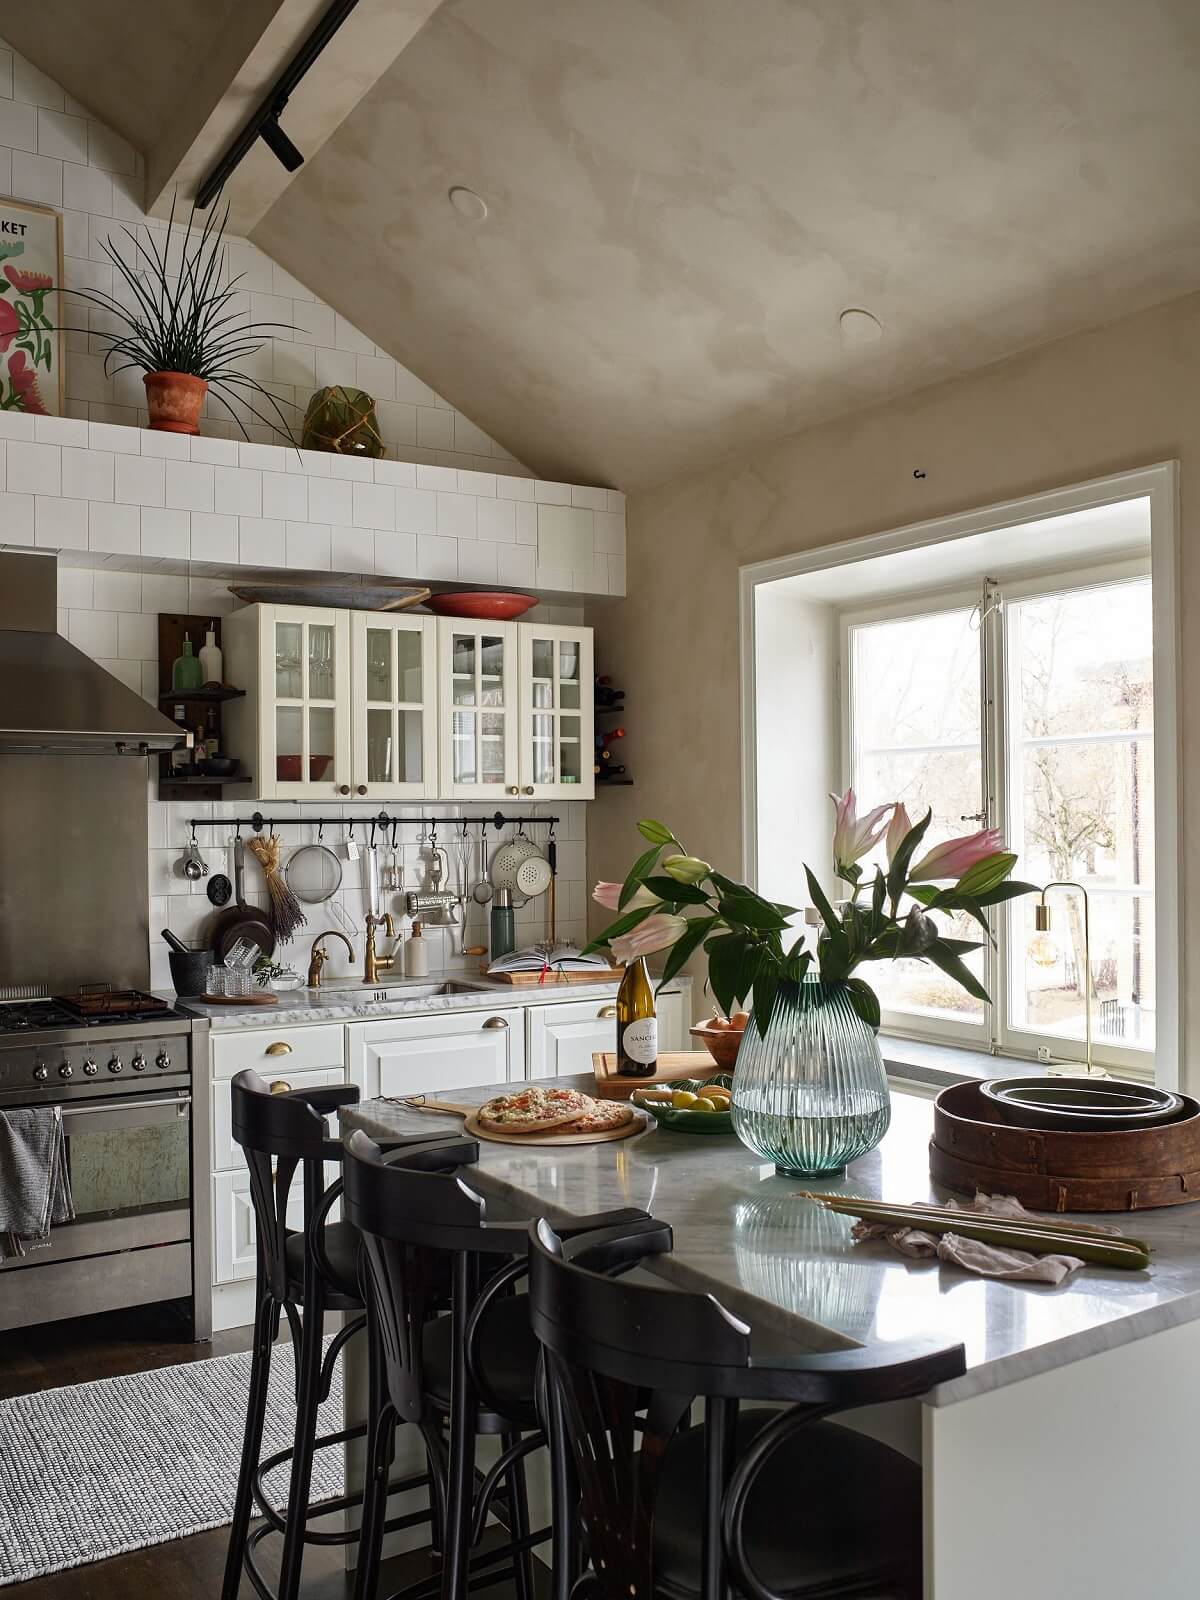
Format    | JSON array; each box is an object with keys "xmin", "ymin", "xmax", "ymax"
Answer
[{"xmin": 587, "ymin": 290, "xmax": 1200, "ymax": 1066}]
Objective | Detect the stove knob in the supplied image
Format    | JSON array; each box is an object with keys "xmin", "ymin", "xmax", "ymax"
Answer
[
  {"xmin": 58, "ymin": 1061, "xmax": 74, "ymax": 1079},
  {"xmin": 82, "ymin": 1059, "xmax": 99, "ymax": 1077},
  {"xmin": 107, "ymin": 1055, "xmax": 123, "ymax": 1075},
  {"xmin": 32, "ymin": 1062, "xmax": 48, "ymax": 1081},
  {"xmin": 156, "ymin": 1050, "xmax": 171, "ymax": 1071},
  {"xmin": 131, "ymin": 1053, "xmax": 147, "ymax": 1072}
]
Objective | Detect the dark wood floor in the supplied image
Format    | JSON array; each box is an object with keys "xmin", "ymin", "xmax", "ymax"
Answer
[{"xmin": 0, "ymin": 1303, "xmax": 462, "ymax": 1599}]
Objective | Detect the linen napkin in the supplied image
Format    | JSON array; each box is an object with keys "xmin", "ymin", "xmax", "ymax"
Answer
[
  {"xmin": 850, "ymin": 1192, "xmax": 1114, "ymax": 1285},
  {"xmin": 0, "ymin": 1106, "xmax": 75, "ymax": 1261}
]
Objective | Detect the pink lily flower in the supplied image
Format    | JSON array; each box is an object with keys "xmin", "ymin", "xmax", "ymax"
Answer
[
  {"xmin": 830, "ymin": 788, "xmax": 893, "ymax": 873},
  {"xmin": 610, "ymin": 913, "xmax": 688, "ymax": 966},
  {"xmin": 886, "ymin": 803, "xmax": 913, "ymax": 865},
  {"xmin": 909, "ymin": 828, "xmax": 1005, "ymax": 883},
  {"xmin": 593, "ymin": 881, "xmax": 659, "ymax": 913}
]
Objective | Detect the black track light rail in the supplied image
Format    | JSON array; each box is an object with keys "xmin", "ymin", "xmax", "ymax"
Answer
[{"xmin": 196, "ymin": 0, "xmax": 361, "ymax": 208}]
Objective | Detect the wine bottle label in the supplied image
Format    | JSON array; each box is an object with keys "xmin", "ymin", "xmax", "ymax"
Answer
[{"xmin": 620, "ymin": 1018, "xmax": 657, "ymax": 1066}]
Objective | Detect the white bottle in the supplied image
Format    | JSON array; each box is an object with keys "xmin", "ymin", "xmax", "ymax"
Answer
[
  {"xmin": 404, "ymin": 921, "xmax": 430, "ymax": 978},
  {"xmin": 198, "ymin": 623, "xmax": 223, "ymax": 687}
]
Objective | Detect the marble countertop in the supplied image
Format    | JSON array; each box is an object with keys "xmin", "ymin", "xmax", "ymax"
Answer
[
  {"xmin": 342, "ymin": 1076, "xmax": 1200, "ymax": 1407},
  {"xmin": 177, "ymin": 972, "xmax": 632, "ymax": 1029}
]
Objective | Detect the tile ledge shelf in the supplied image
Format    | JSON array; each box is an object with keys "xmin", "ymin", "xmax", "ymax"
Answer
[{"xmin": 0, "ymin": 411, "xmax": 626, "ymax": 600}]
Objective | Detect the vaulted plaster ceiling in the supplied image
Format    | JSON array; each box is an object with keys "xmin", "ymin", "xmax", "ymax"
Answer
[{"xmin": 12, "ymin": 1, "xmax": 1200, "ymax": 492}]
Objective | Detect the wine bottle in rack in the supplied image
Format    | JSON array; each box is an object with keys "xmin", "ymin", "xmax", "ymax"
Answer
[
  {"xmin": 596, "ymin": 763, "xmax": 627, "ymax": 779},
  {"xmin": 595, "ymin": 727, "xmax": 625, "ymax": 749}
]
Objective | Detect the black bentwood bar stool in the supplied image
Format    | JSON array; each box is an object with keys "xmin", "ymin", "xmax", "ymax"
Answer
[
  {"xmin": 223, "ymin": 1070, "xmax": 452, "ymax": 1600},
  {"xmin": 343, "ymin": 1128, "xmax": 653, "ymax": 1600},
  {"xmin": 528, "ymin": 1218, "xmax": 968, "ymax": 1600}
]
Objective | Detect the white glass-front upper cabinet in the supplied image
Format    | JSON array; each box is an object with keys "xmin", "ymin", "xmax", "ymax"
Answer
[
  {"xmin": 518, "ymin": 623, "xmax": 595, "ymax": 799},
  {"xmin": 436, "ymin": 620, "xmax": 519, "ymax": 798},
  {"xmin": 223, "ymin": 604, "xmax": 352, "ymax": 800},
  {"xmin": 349, "ymin": 613, "xmax": 437, "ymax": 800}
]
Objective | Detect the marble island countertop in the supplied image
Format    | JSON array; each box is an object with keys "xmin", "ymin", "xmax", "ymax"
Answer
[
  {"xmin": 342, "ymin": 1076, "xmax": 1200, "ymax": 1408},
  {"xmin": 177, "ymin": 971, "xmax": 630, "ymax": 1029}
]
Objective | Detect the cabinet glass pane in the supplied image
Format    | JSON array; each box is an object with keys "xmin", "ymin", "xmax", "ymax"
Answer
[
  {"xmin": 309, "ymin": 707, "xmax": 335, "ymax": 783},
  {"xmin": 453, "ymin": 711, "xmax": 477, "ymax": 784},
  {"xmin": 275, "ymin": 622, "xmax": 302, "ymax": 699},
  {"xmin": 397, "ymin": 709, "xmax": 423, "ymax": 783},
  {"xmin": 367, "ymin": 707, "xmax": 392, "ymax": 783},
  {"xmin": 531, "ymin": 638, "xmax": 554, "ymax": 681},
  {"xmin": 533, "ymin": 712, "xmax": 554, "ymax": 785},
  {"xmin": 481, "ymin": 636, "xmax": 505, "ymax": 699},
  {"xmin": 308, "ymin": 624, "xmax": 335, "ymax": 700},
  {"xmin": 453, "ymin": 677, "xmax": 476, "ymax": 706},
  {"xmin": 559, "ymin": 714, "xmax": 582, "ymax": 785},
  {"xmin": 366, "ymin": 629, "xmax": 391, "ymax": 701},
  {"xmin": 276, "ymin": 707, "xmax": 302, "ymax": 780},
  {"xmin": 452, "ymin": 635, "xmax": 476, "ymax": 676},
  {"xmin": 560, "ymin": 679, "xmax": 580, "ymax": 710},
  {"xmin": 396, "ymin": 630, "xmax": 423, "ymax": 701},
  {"xmin": 481, "ymin": 711, "xmax": 505, "ymax": 785},
  {"xmin": 532, "ymin": 680, "xmax": 553, "ymax": 709}
]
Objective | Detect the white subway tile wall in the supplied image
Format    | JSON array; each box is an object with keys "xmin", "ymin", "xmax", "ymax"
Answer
[
  {"xmin": 0, "ymin": 414, "xmax": 627, "ymax": 594},
  {"xmin": 56, "ymin": 559, "xmax": 590, "ymax": 991},
  {"xmin": 0, "ymin": 35, "xmax": 536, "ymax": 480}
]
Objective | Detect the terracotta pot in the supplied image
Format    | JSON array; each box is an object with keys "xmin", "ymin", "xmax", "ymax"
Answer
[{"xmin": 144, "ymin": 371, "xmax": 207, "ymax": 434}]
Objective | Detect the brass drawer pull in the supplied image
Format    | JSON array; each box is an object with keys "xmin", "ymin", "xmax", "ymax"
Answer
[
  {"xmin": 265, "ymin": 1041, "xmax": 293, "ymax": 1056},
  {"xmin": 482, "ymin": 1016, "xmax": 510, "ymax": 1030},
  {"xmin": 597, "ymin": 1005, "xmax": 618, "ymax": 1019},
  {"xmin": 269, "ymin": 1079, "xmax": 292, "ymax": 1094}
]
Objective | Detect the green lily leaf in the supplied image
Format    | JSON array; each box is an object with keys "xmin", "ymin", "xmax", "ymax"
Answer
[
  {"xmin": 618, "ymin": 842, "xmax": 662, "ymax": 910},
  {"xmin": 640, "ymin": 875, "xmax": 711, "ymax": 906},
  {"xmin": 581, "ymin": 900, "xmax": 659, "ymax": 956},
  {"xmin": 923, "ymin": 939, "xmax": 991, "ymax": 1005},
  {"xmin": 954, "ymin": 852, "xmax": 1017, "ymax": 897},
  {"xmin": 899, "ymin": 905, "xmax": 938, "ymax": 955},
  {"xmin": 657, "ymin": 915, "xmax": 718, "ymax": 989},
  {"xmin": 704, "ymin": 933, "xmax": 766, "ymax": 1017},
  {"xmin": 845, "ymin": 978, "xmax": 881, "ymax": 1031},
  {"xmin": 751, "ymin": 968, "xmax": 780, "ymax": 1038},
  {"xmin": 886, "ymin": 808, "xmax": 933, "ymax": 902}
]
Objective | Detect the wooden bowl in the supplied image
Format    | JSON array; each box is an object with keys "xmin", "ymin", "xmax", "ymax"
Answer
[{"xmin": 689, "ymin": 1023, "xmax": 745, "ymax": 1070}]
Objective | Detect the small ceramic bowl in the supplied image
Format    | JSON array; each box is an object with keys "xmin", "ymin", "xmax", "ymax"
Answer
[
  {"xmin": 633, "ymin": 1075, "xmax": 734, "ymax": 1135},
  {"xmin": 690, "ymin": 1022, "xmax": 746, "ymax": 1071}
]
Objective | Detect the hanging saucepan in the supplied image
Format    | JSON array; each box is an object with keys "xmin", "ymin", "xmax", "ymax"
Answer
[{"xmin": 207, "ymin": 837, "xmax": 276, "ymax": 964}]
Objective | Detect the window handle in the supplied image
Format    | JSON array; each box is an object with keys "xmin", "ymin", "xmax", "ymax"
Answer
[{"xmin": 960, "ymin": 812, "xmax": 986, "ymax": 822}]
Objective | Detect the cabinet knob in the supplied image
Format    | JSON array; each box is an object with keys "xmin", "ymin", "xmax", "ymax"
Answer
[
  {"xmin": 522, "ymin": 785, "xmax": 535, "ymax": 795},
  {"xmin": 356, "ymin": 785, "xmax": 367, "ymax": 796},
  {"xmin": 597, "ymin": 1005, "xmax": 618, "ymax": 1019},
  {"xmin": 269, "ymin": 1079, "xmax": 292, "ymax": 1094},
  {"xmin": 506, "ymin": 786, "xmax": 519, "ymax": 796},
  {"xmin": 265, "ymin": 1041, "xmax": 293, "ymax": 1056},
  {"xmin": 338, "ymin": 784, "xmax": 350, "ymax": 796},
  {"xmin": 482, "ymin": 1016, "xmax": 510, "ymax": 1030}
]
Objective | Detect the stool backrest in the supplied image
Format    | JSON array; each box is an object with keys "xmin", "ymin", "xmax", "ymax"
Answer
[
  {"xmin": 230, "ymin": 1067, "xmax": 336, "ymax": 1301},
  {"xmin": 343, "ymin": 1128, "xmax": 484, "ymax": 1422}
]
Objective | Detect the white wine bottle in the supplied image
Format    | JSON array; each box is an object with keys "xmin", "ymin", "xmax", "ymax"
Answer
[{"xmin": 616, "ymin": 956, "xmax": 657, "ymax": 1077}]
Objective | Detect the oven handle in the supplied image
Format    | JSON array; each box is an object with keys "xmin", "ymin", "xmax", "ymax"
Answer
[{"xmin": 61, "ymin": 1096, "xmax": 190, "ymax": 1117}]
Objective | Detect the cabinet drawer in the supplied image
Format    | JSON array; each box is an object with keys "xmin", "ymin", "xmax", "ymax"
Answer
[
  {"xmin": 212, "ymin": 1064, "xmax": 345, "ymax": 1173},
  {"xmin": 212, "ymin": 1162, "xmax": 343, "ymax": 1287},
  {"xmin": 349, "ymin": 1010, "xmax": 524, "ymax": 1101},
  {"xmin": 210, "ymin": 1024, "xmax": 346, "ymax": 1081}
]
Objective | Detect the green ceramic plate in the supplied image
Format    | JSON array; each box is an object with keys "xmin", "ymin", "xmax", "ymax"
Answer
[{"xmin": 633, "ymin": 1075, "xmax": 735, "ymax": 1135}]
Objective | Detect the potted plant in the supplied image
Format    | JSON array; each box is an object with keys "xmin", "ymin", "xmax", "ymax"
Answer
[
  {"xmin": 60, "ymin": 195, "xmax": 295, "ymax": 438},
  {"xmin": 588, "ymin": 795, "xmax": 1038, "ymax": 1177}
]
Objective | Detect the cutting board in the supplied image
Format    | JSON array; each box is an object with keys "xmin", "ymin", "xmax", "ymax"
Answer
[
  {"xmin": 487, "ymin": 968, "xmax": 624, "ymax": 986},
  {"xmin": 401, "ymin": 1096, "xmax": 646, "ymax": 1146},
  {"xmin": 196, "ymin": 990, "xmax": 279, "ymax": 1006},
  {"xmin": 593, "ymin": 1051, "xmax": 721, "ymax": 1100}
]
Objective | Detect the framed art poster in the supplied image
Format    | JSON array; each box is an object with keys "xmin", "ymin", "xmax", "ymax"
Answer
[{"xmin": 0, "ymin": 197, "xmax": 64, "ymax": 415}]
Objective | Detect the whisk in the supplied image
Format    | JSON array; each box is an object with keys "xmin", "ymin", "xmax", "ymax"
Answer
[{"xmin": 246, "ymin": 833, "xmax": 307, "ymax": 941}]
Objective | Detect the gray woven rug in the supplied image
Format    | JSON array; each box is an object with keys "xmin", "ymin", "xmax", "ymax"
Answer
[{"xmin": 0, "ymin": 1340, "xmax": 345, "ymax": 1586}]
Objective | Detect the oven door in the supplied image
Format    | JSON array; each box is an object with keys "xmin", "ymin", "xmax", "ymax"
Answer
[{"xmin": 0, "ymin": 1091, "xmax": 192, "ymax": 1269}]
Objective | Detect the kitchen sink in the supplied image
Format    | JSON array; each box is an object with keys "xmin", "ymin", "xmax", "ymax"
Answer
[{"xmin": 313, "ymin": 977, "xmax": 495, "ymax": 1000}]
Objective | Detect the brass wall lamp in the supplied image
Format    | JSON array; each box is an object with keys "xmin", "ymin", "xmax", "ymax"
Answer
[{"xmin": 1028, "ymin": 881, "xmax": 1101, "ymax": 1077}]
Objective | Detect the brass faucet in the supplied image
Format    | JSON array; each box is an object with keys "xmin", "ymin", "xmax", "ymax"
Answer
[
  {"xmin": 307, "ymin": 930, "xmax": 355, "ymax": 988},
  {"xmin": 363, "ymin": 912, "xmax": 398, "ymax": 984}
]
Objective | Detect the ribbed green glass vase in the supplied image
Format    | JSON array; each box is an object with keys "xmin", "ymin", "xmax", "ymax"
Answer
[{"xmin": 730, "ymin": 975, "xmax": 891, "ymax": 1178}]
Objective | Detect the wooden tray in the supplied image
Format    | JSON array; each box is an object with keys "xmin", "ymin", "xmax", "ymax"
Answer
[
  {"xmin": 401, "ymin": 1097, "xmax": 645, "ymax": 1146},
  {"xmin": 593, "ymin": 1051, "xmax": 722, "ymax": 1100},
  {"xmin": 931, "ymin": 1079, "xmax": 1200, "ymax": 1211},
  {"xmin": 488, "ymin": 968, "xmax": 624, "ymax": 986},
  {"xmin": 196, "ymin": 990, "xmax": 279, "ymax": 1006}
]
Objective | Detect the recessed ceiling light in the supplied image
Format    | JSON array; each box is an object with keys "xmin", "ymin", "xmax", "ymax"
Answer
[
  {"xmin": 448, "ymin": 186, "xmax": 488, "ymax": 223},
  {"xmin": 839, "ymin": 307, "xmax": 883, "ymax": 346}
]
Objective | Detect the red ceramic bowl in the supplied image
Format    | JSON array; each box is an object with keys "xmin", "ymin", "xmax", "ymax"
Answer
[
  {"xmin": 425, "ymin": 591, "xmax": 538, "ymax": 621},
  {"xmin": 276, "ymin": 754, "xmax": 333, "ymax": 782}
]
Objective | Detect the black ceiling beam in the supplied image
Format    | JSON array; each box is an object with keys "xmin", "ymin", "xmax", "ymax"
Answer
[{"xmin": 195, "ymin": 0, "xmax": 360, "ymax": 209}]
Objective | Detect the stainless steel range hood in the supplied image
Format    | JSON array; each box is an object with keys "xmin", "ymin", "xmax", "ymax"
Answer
[{"xmin": 0, "ymin": 552, "xmax": 181, "ymax": 754}]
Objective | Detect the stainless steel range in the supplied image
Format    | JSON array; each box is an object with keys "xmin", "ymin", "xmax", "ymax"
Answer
[{"xmin": 0, "ymin": 989, "xmax": 211, "ymax": 1339}]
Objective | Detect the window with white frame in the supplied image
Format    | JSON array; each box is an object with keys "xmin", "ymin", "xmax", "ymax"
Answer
[
  {"xmin": 842, "ymin": 562, "xmax": 1155, "ymax": 1072},
  {"xmin": 746, "ymin": 469, "xmax": 1178, "ymax": 1086}
]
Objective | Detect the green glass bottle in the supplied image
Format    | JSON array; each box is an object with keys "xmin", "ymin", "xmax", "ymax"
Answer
[
  {"xmin": 172, "ymin": 634, "xmax": 203, "ymax": 692},
  {"xmin": 616, "ymin": 957, "xmax": 657, "ymax": 1077}
]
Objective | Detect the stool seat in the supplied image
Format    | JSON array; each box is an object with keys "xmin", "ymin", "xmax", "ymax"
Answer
[
  {"xmin": 285, "ymin": 1221, "xmax": 362, "ymax": 1302},
  {"xmin": 653, "ymin": 1411, "xmax": 921, "ymax": 1598},
  {"xmin": 422, "ymin": 1294, "xmax": 540, "ymax": 1424}
]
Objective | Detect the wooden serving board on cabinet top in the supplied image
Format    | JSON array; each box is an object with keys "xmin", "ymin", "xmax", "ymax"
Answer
[
  {"xmin": 593, "ymin": 1051, "xmax": 720, "ymax": 1100},
  {"xmin": 485, "ymin": 968, "xmax": 624, "ymax": 986}
]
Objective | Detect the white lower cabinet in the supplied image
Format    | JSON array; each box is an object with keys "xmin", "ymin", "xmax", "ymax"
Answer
[
  {"xmin": 347, "ymin": 1008, "xmax": 526, "ymax": 1101},
  {"xmin": 526, "ymin": 986, "xmax": 688, "ymax": 1075}
]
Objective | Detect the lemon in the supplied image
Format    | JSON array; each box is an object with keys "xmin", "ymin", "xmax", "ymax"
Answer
[
  {"xmin": 671, "ymin": 1090, "xmax": 699, "ymax": 1108},
  {"xmin": 694, "ymin": 1097, "xmax": 719, "ymax": 1112}
]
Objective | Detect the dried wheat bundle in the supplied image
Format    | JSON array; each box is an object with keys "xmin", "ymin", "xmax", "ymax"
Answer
[{"xmin": 246, "ymin": 833, "xmax": 307, "ymax": 941}]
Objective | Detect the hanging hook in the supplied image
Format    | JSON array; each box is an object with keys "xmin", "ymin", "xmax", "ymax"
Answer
[
  {"xmin": 190, "ymin": 822, "xmax": 198, "ymax": 846},
  {"xmin": 370, "ymin": 819, "xmax": 377, "ymax": 849},
  {"xmin": 317, "ymin": 819, "xmax": 324, "ymax": 843}
]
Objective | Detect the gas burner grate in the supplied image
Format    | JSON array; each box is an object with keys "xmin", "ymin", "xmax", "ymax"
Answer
[{"xmin": 0, "ymin": 1001, "xmax": 81, "ymax": 1035}]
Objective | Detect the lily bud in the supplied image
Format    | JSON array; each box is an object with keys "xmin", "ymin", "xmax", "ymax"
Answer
[{"xmin": 661, "ymin": 854, "xmax": 712, "ymax": 886}]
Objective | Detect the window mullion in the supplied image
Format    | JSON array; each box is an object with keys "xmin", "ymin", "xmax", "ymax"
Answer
[{"xmin": 980, "ymin": 577, "xmax": 1006, "ymax": 1052}]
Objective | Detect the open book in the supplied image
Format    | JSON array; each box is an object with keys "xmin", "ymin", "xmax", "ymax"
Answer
[{"xmin": 487, "ymin": 944, "xmax": 610, "ymax": 975}]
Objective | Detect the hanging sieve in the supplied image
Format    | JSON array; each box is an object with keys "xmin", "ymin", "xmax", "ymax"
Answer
[{"xmin": 285, "ymin": 843, "xmax": 344, "ymax": 904}]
